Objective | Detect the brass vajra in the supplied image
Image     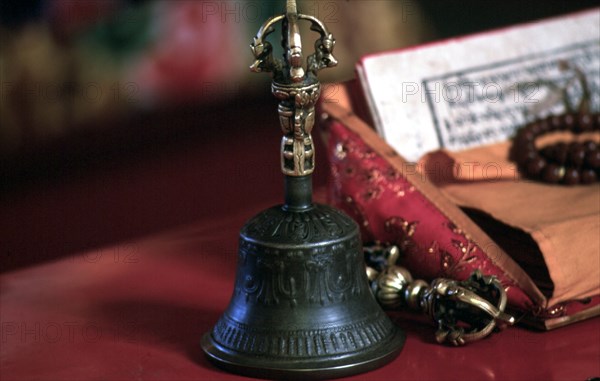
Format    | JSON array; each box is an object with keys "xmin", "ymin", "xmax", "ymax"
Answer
[
  {"xmin": 365, "ymin": 244, "xmax": 516, "ymax": 346},
  {"xmin": 250, "ymin": 0, "xmax": 337, "ymax": 176}
]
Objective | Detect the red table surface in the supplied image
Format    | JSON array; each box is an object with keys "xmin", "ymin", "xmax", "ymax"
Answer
[{"xmin": 1, "ymin": 103, "xmax": 599, "ymax": 381}]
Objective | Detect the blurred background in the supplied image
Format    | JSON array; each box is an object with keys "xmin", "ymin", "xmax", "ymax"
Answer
[
  {"xmin": 0, "ymin": 1, "xmax": 597, "ymax": 271},
  {"xmin": 1, "ymin": 0, "xmax": 597, "ymax": 187}
]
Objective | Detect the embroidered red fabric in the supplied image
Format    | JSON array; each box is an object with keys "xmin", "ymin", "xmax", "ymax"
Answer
[
  {"xmin": 319, "ymin": 87, "xmax": 600, "ymax": 327},
  {"xmin": 326, "ymin": 119, "xmax": 535, "ymax": 313}
]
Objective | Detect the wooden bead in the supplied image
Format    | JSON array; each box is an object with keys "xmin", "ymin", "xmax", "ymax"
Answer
[
  {"xmin": 517, "ymin": 148, "xmax": 537, "ymax": 163},
  {"xmin": 593, "ymin": 113, "xmax": 600, "ymax": 130},
  {"xmin": 578, "ymin": 113, "xmax": 593, "ymax": 132},
  {"xmin": 540, "ymin": 145, "xmax": 554, "ymax": 160},
  {"xmin": 585, "ymin": 149, "xmax": 600, "ymax": 169},
  {"xmin": 568, "ymin": 142, "xmax": 585, "ymax": 167},
  {"xmin": 526, "ymin": 157, "xmax": 546, "ymax": 177},
  {"xmin": 563, "ymin": 168, "xmax": 580, "ymax": 185},
  {"xmin": 518, "ymin": 128, "xmax": 535, "ymax": 142},
  {"xmin": 514, "ymin": 113, "xmax": 598, "ymax": 185},
  {"xmin": 514, "ymin": 139, "xmax": 536, "ymax": 162},
  {"xmin": 583, "ymin": 140, "xmax": 597, "ymax": 152},
  {"xmin": 563, "ymin": 113, "xmax": 576, "ymax": 130},
  {"xmin": 549, "ymin": 115, "xmax": 564, "ymax": 131},
  {"xmin": 529, "ymin": 121, "xmax": 544, "ymax": 136},
  {"xmin": 542, "ymin": 164, "xmax": 563, "ymax": 183},
  {"xmin": 553, "ymin": 142, "xmax": 568, "ymax": 165},
  {"xmin": 535, "ymin": 118, "xmax": 550, "ymax": 134},
  {"xmin": 581, "ymin": 169, "xmax": 598, "ymax": 184}
]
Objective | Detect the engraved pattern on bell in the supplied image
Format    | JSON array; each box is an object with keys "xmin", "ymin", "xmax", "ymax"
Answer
[{"xmin": 209, "ymin": 204, "xmax": 404, "ymax": 366}]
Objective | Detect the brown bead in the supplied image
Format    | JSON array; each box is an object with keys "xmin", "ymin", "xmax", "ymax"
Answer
[
  {"xmin": 563, "ymin": 113, "xmax": 577, "ymax": 131},
  {"xmin": 513, "ymin": 113, "xmax": 599, "ymax": 184},
  {"xmin": 578, "ymin": 113, "xmax": 593, "ymax": 132},
  {"xmin": 528, "ymin": 121, "xmax": 543, "ymax": 136},
  {"xmin": 535, "ymin": 118, "xmax": 550, "ymax": 134},
  {"xmin": 542, "ymin": 164, "xmax": 563, "ymax": 183},
  {"xmin": 526, "ymin": 157, "xmax": 546, "ymax": 177},
  {"xmin": 562, "ymin": 168, "xmax": 580, "ymax": 185},
  {"xmin": 580, "ymin": 169, "xmax": 598, "ymax": 184},
  {"xmin": 518, "ymin": 128, "xmax": 536, "ymax": 142},
  {"xmin": 583, "ymin": 140, "xmax": 598, "ymax": 152},
  {"xmin": 549, "ymin": 115, "xmax": 564, "ymax": 131},
  {"xmin": 513, "ymin": 138, "xmax": 535, "ymax": 162},
  {"xmin": 540, "ymin": 145, "xmax": 554, "ymax": 160},
  {"xmin": 593, "ymin": 113, "xmax": 600, "ymax": 130},
  {"xmin": 517, "ymin": 147, "xmax": 537, "ymax": 164},
  {"xmin": 585, "ymin": 149, "xmax": 600, "ymax": 169},
  {"xmin": 568, "ymin": 142, "xmax": 585, "ymax": 167},
  {"xmin": 553, "ymin": 142, "xmax": 568, "ymax": 164}
]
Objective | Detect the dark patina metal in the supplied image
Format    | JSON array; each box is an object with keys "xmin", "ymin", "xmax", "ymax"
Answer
[{"xmin": 201, "ymin": 1, "xmax": 405, "ymax": 378}]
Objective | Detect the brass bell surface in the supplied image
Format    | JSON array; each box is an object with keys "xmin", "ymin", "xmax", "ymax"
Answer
[{"xmin": 201, "ymin": 1, "xmax": 405, "ymax": 378}]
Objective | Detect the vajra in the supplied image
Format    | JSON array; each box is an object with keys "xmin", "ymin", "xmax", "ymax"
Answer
[{"xmin": 365, "ymin": 244, "xmax": 516, "ymax": 346}]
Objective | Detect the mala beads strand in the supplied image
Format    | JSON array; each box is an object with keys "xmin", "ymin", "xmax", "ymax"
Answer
[{"xmin": 513, "ymin": 112, "xmax": 600, "ymax": 185}]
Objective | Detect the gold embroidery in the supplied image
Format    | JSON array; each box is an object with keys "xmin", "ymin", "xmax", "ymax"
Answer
[{"xmin": 384, "ymin": 217, "xmax": 418, "ymax": 252}]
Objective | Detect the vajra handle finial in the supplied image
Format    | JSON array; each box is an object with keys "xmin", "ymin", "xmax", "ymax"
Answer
[{"xmin": 250, "ymin": 0, "xmax": 337, "ymax": 177}]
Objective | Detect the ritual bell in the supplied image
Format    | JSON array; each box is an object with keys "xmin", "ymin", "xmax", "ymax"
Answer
[{"xmin": 201, "ymin": 1, "xmax": 405, "ymax": 378}]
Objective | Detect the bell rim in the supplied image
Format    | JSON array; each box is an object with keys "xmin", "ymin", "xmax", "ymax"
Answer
[{"xmin": 201, "ymin": 326, "xmax": 405, "ymax": 380}]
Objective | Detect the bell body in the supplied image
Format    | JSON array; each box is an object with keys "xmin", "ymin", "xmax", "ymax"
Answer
[
  {"xmin": 202, "ymin": 202, "xmax": 405, "ymax": 379},
  {"xmin": 204, "ymin": 3, "xmax": 404, "ymax": 376}
]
